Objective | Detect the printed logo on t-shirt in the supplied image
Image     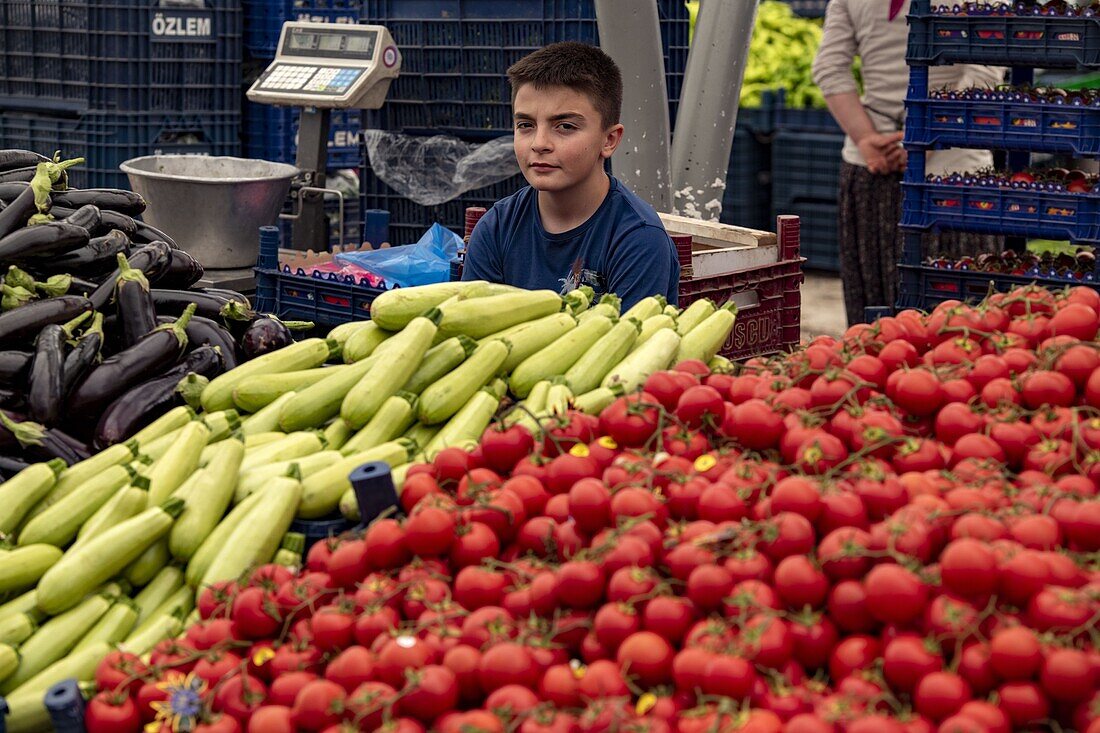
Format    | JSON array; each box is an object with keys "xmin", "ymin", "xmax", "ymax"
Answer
[{"xmin": 561, "ymin": 258, "xmax": 606, "ymax": 295}]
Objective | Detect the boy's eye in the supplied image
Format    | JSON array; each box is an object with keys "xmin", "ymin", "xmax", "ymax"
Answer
[
  {"xmin": 558, "ymin": 122, "xmax": 577, "ymax": 131},
  {"xmin": 515, "ymin": 121, "xmax": 533, "ymax": 130}
]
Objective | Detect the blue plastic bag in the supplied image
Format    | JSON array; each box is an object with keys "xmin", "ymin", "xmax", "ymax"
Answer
[{"xmin": 333, "ymin": 223, "xmax": 461, "ymax": 289}]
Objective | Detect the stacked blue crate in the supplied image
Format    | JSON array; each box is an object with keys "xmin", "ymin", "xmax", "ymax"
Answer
[
  {"xmin": 243, "ymin": 104, "xmax": 362, "ymax": 168},
  {"xmin": 356, "ymin": 0, "xmax": 690, "ymax": 242},
  {"xmin": 898, "ymin": 0, "xmax": 1100, "ymax": 310},
  {"xmin": 0, "ymin": 0, "xmax": 241, "ymax": 189},
  {"xmin": 240, "ymin": 0, "xmax": 363, "ymax": 168},
  {"xmin": 243, "ymin": 0, "xmax": 360, "ymax": 56},
  {"xmin": 360, "ymin": 0, "xmax": 690, "ymax": 139},
  {"xmin": 721, "ymin": 107, "xmax": 774, "ymax": 233},
  {"xmin": 769, "ymin": 91, "xmax": 844, "ymax": 272},
  {"xmin": 241, "ymin": 0, "xmax": 365, "ymax": 249},
  {"xmin": 784, "ymin": 0, "xmax": 829, "ymax": 18}
]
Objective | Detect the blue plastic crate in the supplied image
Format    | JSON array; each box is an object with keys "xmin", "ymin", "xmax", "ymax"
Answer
[
  {"xmin": 898, "ymin": 261, "xmax": 1100, "ymax": 310},
  {"xmin": 361, "ymin": 0, "xmax": 690, "ymax": 137},
  {"xmin": 0, "ymin": 0, "xmax": 240, "ymax": 115},
  {"xmin": 784, "ymin": 0, "xmax": 828, "ymax": 18},
  {"xmin": 0, "ymin": 110, "xmax": 240, "ymax": 191},
  {"xmin": 905, "ymin": 94, "xmax": 1100, "ymax": 156},
  {"xmin": 773, "ymin": 199, "xmax": 840, "ymax": 273},
  {"xmin": 902, "ymin": 181, "xmax": 1100, "ymax": 243},
  {"xmin": 720, "ymin": 119, "xmax": 772, "ymax": 231},
  {"xmin": 771, "ymin": 129, "xmax": 845, "ymax": 208},
  {"xmin": 907, "ymin": 0, "xmax": 1100, "ymax": 69},
  {"xmin": 243, "ymin": 103, "xmax": 361, "ymax": 168},
  {"xmin": 254, "ymin": 227, "xmax": 387, "ymax": 326},
  {"xmin": 243, "ymin": 0, "xmax": 359, "ymax": 57}
]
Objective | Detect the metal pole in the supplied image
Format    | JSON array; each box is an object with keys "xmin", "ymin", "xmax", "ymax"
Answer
[
  {"xmin": 292, "ymin": 107, "xmax": 332, "ymax": 251},
  {"xmin": 595, "ymin": 0, "xmax": 672, "ymax": 212},
  {"xmin": 669, "ymin": 0, "xmax": 758, "ymax": 220}
]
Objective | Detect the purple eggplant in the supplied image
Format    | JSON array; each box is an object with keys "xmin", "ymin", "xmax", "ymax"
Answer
[
  {"xmin": 66, "ymin": 304, "xmax": 194, "ymax": 421},
  {"xmin": 151, "ymin": 249, "xmax": 204, "ymax": 290},
  {"xmin": 240, "ymin": 316, "xmax": 313, "ymax": 359},
  {"xmin": 0, "ymin": 186, "xmax": 39, "ymax": 240},
  {"xmin": 88, "ymin": 241, "xmax": 172, "ymax": 311},
  {"xmin": 62, "ymin": 204, "xmax": 100, "ymax": 232},
  {"xmin": 61, "ymin": 312, "xmax": 103, "ymax": 399},
  {"xmin": 0, "ymin": 455, "xmax": 32, "ymax": 479},
  {"xmin": 0, "ymin": 167, "xmax": 36, "ymax": 184},
  {"xmin": 26, "ymin": 323, "xmax": 66, "ymax": 425},
  {"xmin": 0, "ymin": 183, "xmax": 28, "ymax": 203},
  {"xmin": 93, "ymin": 345, "xmax": 224, "ymax": 449},
  {"xmin": 0, "ymin": 411, "xmax": 89, "ymax": 465},
  {"xmin": 49, "ymin": 189, "xmax": 145, "ymax": 217},
  {"xmin": 151, "ymin": 289, "xmax": 254, "ymax": 324},
  {"xmin": 32, "ymin": 230, "xmax": 130, "ymax": 277},
  {"xmin": 0, "ymin": 221, "xmax": 89, "ymax": 262},
  {"xmin": 156, "ymin": 314, "xmax": 241, "ymax": 370},
  {"xmin": 0, "ymin": 150, "xmax": 49, "ymax": 173},
  {"xmin": 0, "ymin": 295, "xmax": 92, "ymax": 348},
  {"xmin": 114, "ymin": 252, "xmax": 157, "ymax": 349},
  {"xmin": 51, "ymin": 205, "xmax": 138, "ymax": 239},
  {"xmin": 0, "ymin": 350, "xmax": 32, "ymax": 387}
]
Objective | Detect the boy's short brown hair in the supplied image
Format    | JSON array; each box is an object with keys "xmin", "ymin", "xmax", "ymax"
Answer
[{"xmin": 507, "ymin": 41, "xmax": 623, "ymax": 128}]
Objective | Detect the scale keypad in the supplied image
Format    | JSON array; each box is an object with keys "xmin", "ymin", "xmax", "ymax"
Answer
[{"xmin": 260, "ymin": 65, "xmax": 362, "ymax": 94}]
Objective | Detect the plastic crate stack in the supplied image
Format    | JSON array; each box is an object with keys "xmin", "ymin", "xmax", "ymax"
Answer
[
  {"xmin": 898, "ymin": 0, "xmax": 1100, "ymax": 309},
  {"xmin": 724, "ymin": 92, "xmax": 844, "ymax": 272},
  {"xmin": 722, "ymin": 107, "xmax": 774, "ymax": 233},
  {"xmin": 783, "ymin": 0, "xmax": 829, "ymax": 18},
  {"xmin": 357, "ymin": 0, "xmax": 691, "ymax": 246},
  {"xmin": 769, "ymin": 99, "xmax": 844, "ymax": 273},
  {"xmin": 240, "ymin": 0, "xmax": 364, "ymax": 250},
  {"xmin": 0, "ymin": 0, "xmax": 242, "ymax": 190},
  {"xmin": 240, "ymin": 0, "xmax": 362, "ymax": 169}
]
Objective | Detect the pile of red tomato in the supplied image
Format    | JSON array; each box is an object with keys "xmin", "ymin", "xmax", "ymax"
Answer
[{"xmin": 87, "ymin": 284, "xmax": 1100, "ymax": 733}]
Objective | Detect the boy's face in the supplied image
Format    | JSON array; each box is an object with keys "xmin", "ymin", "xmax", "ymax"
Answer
[{"xmin": 513, "ymin": 84, "xmax": 623, "ymax": 194}]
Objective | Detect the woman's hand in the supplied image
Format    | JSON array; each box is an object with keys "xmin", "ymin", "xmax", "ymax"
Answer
[{"xmin": 857, "ymin": 131, "xmax": 906, "ymax": 175}]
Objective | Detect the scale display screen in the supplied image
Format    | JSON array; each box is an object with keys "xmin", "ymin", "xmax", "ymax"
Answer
[
  {"xmin": 248, "ymin": 22, "xmax": 399, "ymax": 109},
  {"xmin": 282, "ymin": 26, "xmax": 378, "ymax": 60}
]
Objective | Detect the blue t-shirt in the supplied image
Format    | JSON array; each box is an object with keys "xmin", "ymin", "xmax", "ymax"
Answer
[{"xmin": 461, "ymin": 176, "xmax": 680, "ymax": 310}]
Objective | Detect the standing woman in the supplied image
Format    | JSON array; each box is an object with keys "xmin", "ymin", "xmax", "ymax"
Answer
[{"xmin": 812, "ymin": 0, "xmax": 1004, "ymax": 324}]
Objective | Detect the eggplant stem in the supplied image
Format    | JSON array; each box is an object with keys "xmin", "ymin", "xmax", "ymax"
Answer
[
  {"xmin": 60, "ymin": 309, "xmax": 92, "ymax": 336},
  {"xmin": 169, "ymin": 302, "xmax": 197, "ymax": 346},
  {"xmin": 175, "ymin": 373, "xmax": 209, "ymax": 410},
  {"xmin": 219, "ymin": 300, "xmax": 254, "ymax": 322},
  {"xmin": 0, "ymin": 412, "xmax": 46, "ymax": 448}
]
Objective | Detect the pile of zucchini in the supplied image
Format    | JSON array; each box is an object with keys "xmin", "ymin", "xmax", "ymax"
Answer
[
  {"xmin": 181, "ymin": 279, "xmax": 735, "ymax": 521},
  {"xmin": 0, "ymin": 279, "xmax": 735, "ymax": 727},
  {"xmin": 0, "ymin": 151, "xmax": 311, "ymax": 472}
]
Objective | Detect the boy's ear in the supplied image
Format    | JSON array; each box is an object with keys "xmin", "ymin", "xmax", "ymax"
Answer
[{"xmin": 601, "ymin": 123, "xmax": 625, "ymax": 160}]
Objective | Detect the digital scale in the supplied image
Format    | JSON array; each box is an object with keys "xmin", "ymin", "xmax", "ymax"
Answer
[{"xmin": 246, "ymin": 21, "xmax": 401, "ymax": 252}]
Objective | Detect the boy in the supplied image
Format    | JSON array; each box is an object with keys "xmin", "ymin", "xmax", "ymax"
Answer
[{"xmin": 461, "ymin": 41, "xmax": 680, "ymax": 310}]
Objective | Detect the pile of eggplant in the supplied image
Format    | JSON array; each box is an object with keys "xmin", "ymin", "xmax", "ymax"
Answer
[{"xmin": 0, "ymin": 151, "xmax": 311, "ymax": 474}]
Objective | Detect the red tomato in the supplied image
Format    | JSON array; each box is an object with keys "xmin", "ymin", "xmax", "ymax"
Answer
[
  {"xmin": 396, "ymin": 665, "xmax": 459, "ymax": 722},
  {"xmin": 85, "ymin": 692, "xmax": 141, "ymax": 733},
  {"xmin": 290, "ymin": 680, "xmax": 346, "ymax": 732},
  {"xmin": 600, "ymin": 393, "xmax": 661, "ymax": 447},
  {"xmin": 95, "ymin": 650, "xmax": 148, "ymax": 695},
  {"xmin": 616, "ymin": 631, "xmax": 674, "ymax": 687},
  {"xmin": 479, "ymin": 424, "xmax": 535, "ymax": 474},
  {"xmin": 478, "ymin": 642, "xmax": 539, "ymax": 692},
  {"xmin": 645, "ymin": 370, "xmax": 698, "ymax": 411},
  {"xmin": 247, "ymin": 706, "xmax": 295, "ymax": 733}
]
